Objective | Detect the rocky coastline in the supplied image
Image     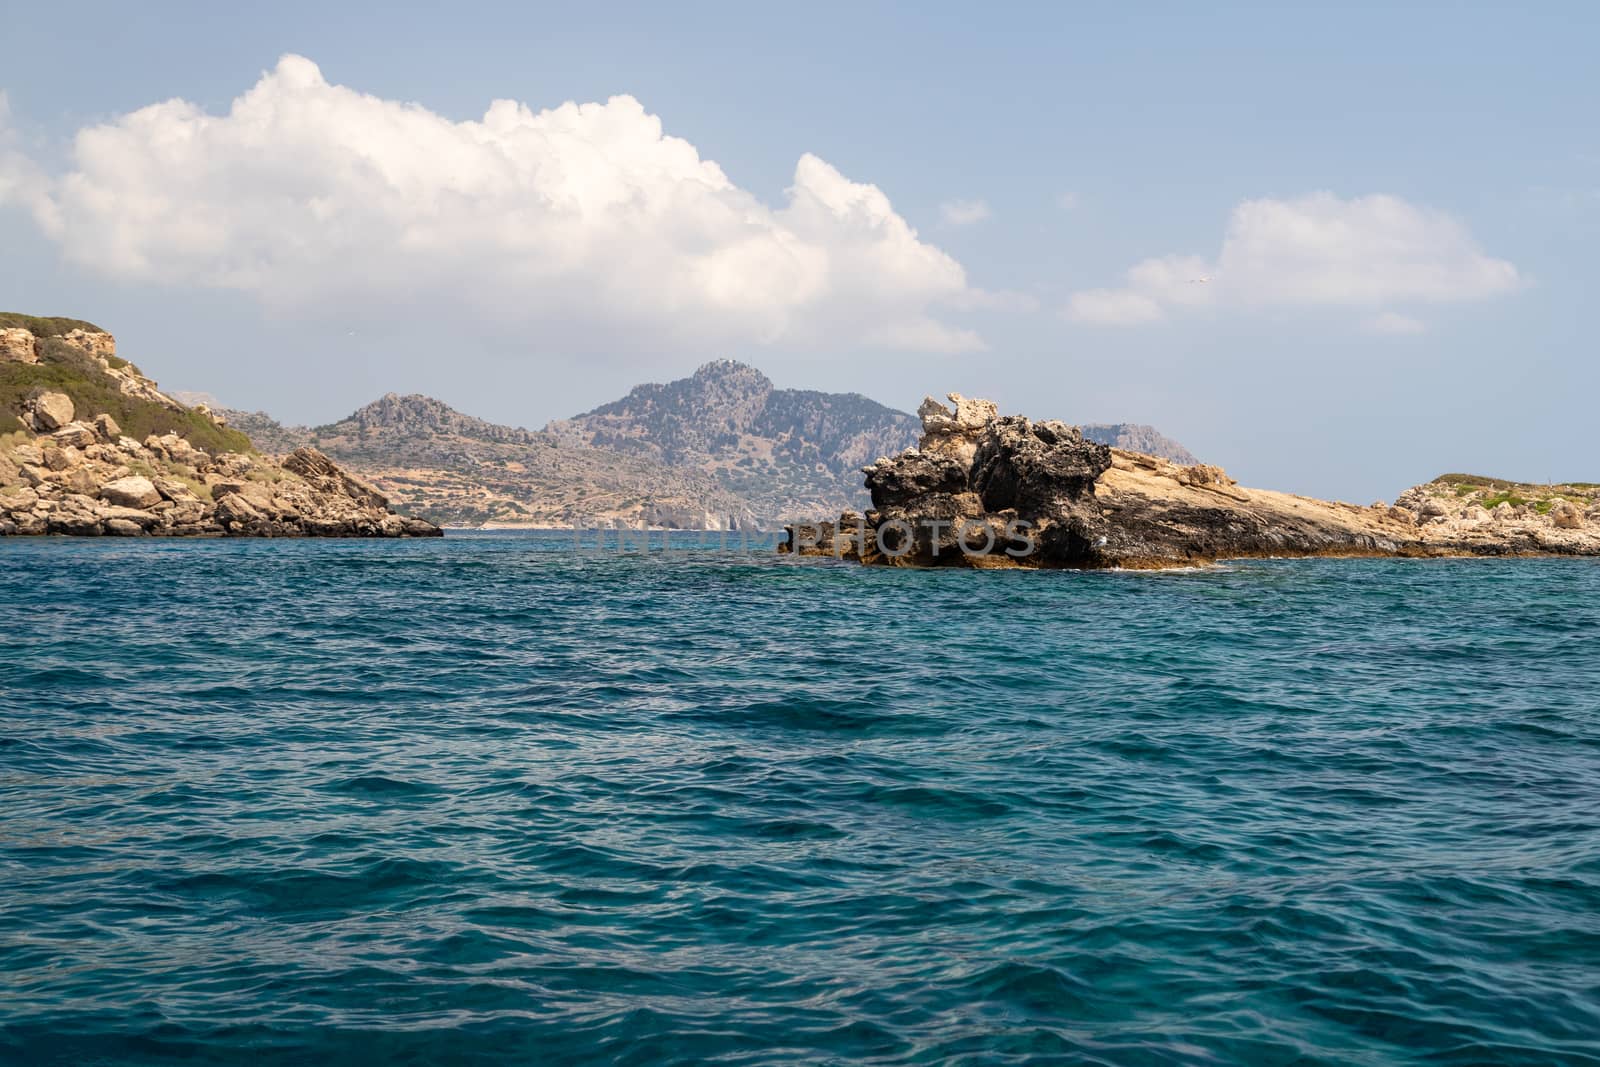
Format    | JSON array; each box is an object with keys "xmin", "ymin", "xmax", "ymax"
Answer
[
  {"xmin": 1, "ymin": 322, "xmax": 439, "ymax": 538},
  {"xmin": 781, "ymin": 393, "xmax": 1600, "ymax": 569}
]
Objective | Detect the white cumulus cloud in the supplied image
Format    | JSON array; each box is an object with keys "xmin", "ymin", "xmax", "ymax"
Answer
[
  {"xmin": 938, "ymin": 198, "xmax": 991, "ymax": 226},
  {"xmin": 3, "ymin": 55, "xmax": 988, "ymax": 354},
  {"xmin": 1067, "ymin": 192, "xmax": 1520, "ymax": 327}
]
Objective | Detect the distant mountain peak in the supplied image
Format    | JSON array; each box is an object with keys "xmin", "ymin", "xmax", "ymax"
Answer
[
  {"xmin": 1080, "ymin": 423, "xmax": 1198, "ymax": 466},
  {"xmin": 328, "ymin": 392, "xmax": 542, "ymax": 445},
  {"xmin": 692, "ymin": 358, "xmax": 770, "ymax": 383}
]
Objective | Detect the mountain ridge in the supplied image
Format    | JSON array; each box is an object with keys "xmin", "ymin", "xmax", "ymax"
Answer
[{"xmin": 216, "ymin": 362, "xmax": 1201, "ymax": 529}]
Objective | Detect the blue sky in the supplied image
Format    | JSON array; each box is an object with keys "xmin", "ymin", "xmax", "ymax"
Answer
[{"xmin": 2, "ymin": 2, "xmax": 1595, "ymax": 501}]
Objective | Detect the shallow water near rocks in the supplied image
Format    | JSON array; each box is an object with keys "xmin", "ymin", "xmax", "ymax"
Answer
[{"xmin": 3, "ymin": 532, "xmax": 1599, "ymax": 1064}]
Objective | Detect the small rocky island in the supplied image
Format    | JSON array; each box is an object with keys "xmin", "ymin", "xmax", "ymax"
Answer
[
  {"xmin": 782, "ymin": 393, "xmax": 1600, "ymax": 569},
  {"xmin": 1, "ymin": 317, "xmax": 439, "ymax": 537}
]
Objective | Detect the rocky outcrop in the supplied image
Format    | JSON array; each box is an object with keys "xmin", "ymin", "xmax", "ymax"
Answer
[
  {"xmin": 1, "ymin": 328, "xmax": 40, "ymax": 364},
  {"xmin": 62, "ymin": 329, "xmax": 117, "ymax": 361},
  {"xmin": 782, "ymin": 394, "xmax": 1600, "ymax": 569},
  {"xmin": 2, "ymin": 417, "xmax": 440, "ymax": 539}
]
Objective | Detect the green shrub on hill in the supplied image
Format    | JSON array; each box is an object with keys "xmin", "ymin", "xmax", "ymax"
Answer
[
  {"xmin": 0, "ymin": 359, "xmax": 254, "ymax": 454},
  {"xmin": 0, "ymin": 313, "xmax": 105, "ymax": 336}
]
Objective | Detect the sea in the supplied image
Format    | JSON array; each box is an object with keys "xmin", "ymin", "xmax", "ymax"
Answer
[{"xmin": 3, "ymin": 531, "xmax": 1598, "ymax": 1065}]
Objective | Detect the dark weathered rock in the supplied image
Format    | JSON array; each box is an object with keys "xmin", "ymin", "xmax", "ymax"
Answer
[
  {"xmin": 782, "ymin": 394, "xmax": 1600, "ymax": 569},
  {"xmin": 864, "ymin": 451, "xmax": 969, "ymax": 510}
]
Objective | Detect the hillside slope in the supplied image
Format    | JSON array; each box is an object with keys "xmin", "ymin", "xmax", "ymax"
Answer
[
  {"xmin": 223, "ymin": 394, "xmax": 757, "ymax": 529},
  {"xmin": 1, "ymin": 318, "xmax": 437, "ymax": 537},
  {"xmin": 547, "ymin": 360, "xmax": 923, "ymax": 520},
  {"xmin": 2, "ymin": 314, "xmax": 251, "ymax": 453}
]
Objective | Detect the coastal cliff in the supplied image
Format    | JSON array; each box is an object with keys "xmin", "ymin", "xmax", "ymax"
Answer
[
  {"xmin": 781, "ymin": 393, "xmax": 1600, "ymax": 569},
  {"xmin": 0, "ymin": 317, "xmax": 439, "ymax": 537}
]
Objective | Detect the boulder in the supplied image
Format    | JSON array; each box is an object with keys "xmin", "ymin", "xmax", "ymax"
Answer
[
  {"xmin": 99, "ymin": 475, "xmax": 161, "ymax": 509},
  {"xmin": 41, "ymin": 446, "xmax": 79, "ymax": 472},
  {"xmin": 1551, "ymin": 501, "xmax": 1584, "ymax": 530},
  {"xmin": 29, "ymin": 392, "xmax": 75, "ymax": 432},
  {"xmin": 153, "ymin": 477, "xmax": 200, "ymax": 504},
  {"xmin": 51, "ymin": 423, "xmax": 98, "ymax": 449},
  {"xmin": 1177, "ymin": 464, "xmax": 1237, "ymax": 489},
  {"xmin": 93, "ymin": 505, "xmax": 159, "ymax": 528},
  {"xmin": 213, "ymin": 491, "xmax": 265, "ymax": 525},
  {"xmin": 0, "ymin": 328, "xmax": 38, "ymax": 364},
  {"xmin": 1418, "ymin": 499, "xmax": 1450, "ymax": 521},
  {"xmin": 91, "ymin": 413, "xmax": 122, "ymax": 442},
  {"xmin": 63, "ymin": 468, "xmax": 98, "ymax": 495}
]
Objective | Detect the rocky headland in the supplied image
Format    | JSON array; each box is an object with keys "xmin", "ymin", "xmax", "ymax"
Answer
[
  {"xmin": 0, "ymin": 317, "xmax": 439, "ymax": 537},
  {"xmin": 781, "ymin": 393, "xmax": 1600, "ymax": 569}
]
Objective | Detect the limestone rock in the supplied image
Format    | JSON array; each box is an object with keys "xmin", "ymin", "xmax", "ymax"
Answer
[
  {"xmin": 916, "ymin": 393, "xmax": 998, "ymax": 468},
  {"xmin": 1551, "ymin": 501, "xmax": 1584, "ymax": 529},
  {"xmin": 92, "ymin": 413, "xmax": 122, "ymax": 442},
  {"xmin": 29, "ymin": 392, "xmax": 75, "ymax": 432},
  {"xmin": 282, "ymin": 447, "xmax": 390, "ymax": 510},
  {"xmin": 0, "ymin": 328, "xmax": 39, "ymax": 364},
  {"xmin": 1176, "ymin": 464, "xmax": 1237, "ymax": 489},
  {"xmin": 99, "ymin": 476, "xmax": 162, "ymax": 509},
  {"xmin": 153, "ymin": 477, "xmax": 200, "ymax": 504},
  {"xmin": 61, "ymin": 329, "xmax": 117, "ymax": 361},
  {"xmin": 51, "ymin": 423, "xmax": 98, "ymax": 449}
]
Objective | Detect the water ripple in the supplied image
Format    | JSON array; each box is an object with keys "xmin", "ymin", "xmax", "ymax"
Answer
[{"xmin": 3, "ymin": 534, "xmax": 1600, "ymax": 1064}]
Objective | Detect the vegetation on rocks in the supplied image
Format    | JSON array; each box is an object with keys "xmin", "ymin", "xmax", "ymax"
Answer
[
  {"xmin": 0, "ymin": 313, "xmax": 105, "ymax": 336},
  {"xmin": 0, "ymin": 315, "xmax": 439, "ymax": 538},
  {"xmin": 0, "ymin": 326, "xmax": 252, "ymax": 454}
]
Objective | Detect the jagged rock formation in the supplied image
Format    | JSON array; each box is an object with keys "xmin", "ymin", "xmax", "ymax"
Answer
[
  {"xmin": 0, "ymin": 322, "xmax": 439, "ymax": 538},
  {"xmin": 782, "ymin": 393, "xmax": 1600, "ymax": 569}
]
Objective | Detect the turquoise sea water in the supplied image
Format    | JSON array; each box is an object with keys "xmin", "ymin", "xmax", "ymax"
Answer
[{"xmin": 3, "ymin": 532, "xmax": 1599, "ymax": 1065}]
